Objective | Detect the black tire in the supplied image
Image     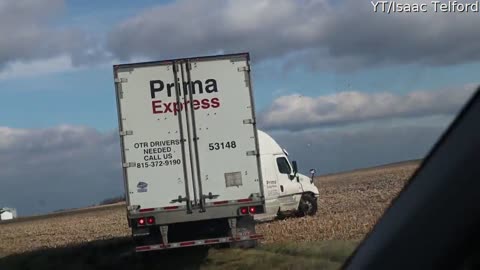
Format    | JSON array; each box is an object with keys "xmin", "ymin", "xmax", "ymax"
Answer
[
  {"xmin": 297, "ymin": 193, "xmax": 318, "ymax": 217},
  {"xmin": 276, "ymin": 209, "xmax": 288, "ymax": 220}
]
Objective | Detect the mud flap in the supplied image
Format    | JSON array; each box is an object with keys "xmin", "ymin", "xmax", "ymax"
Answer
[{"xmin": 229, "ymin": 216, "xmax": 258, "ymax": 249}]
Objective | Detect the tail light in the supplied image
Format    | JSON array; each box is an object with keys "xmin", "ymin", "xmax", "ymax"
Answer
[
  {"xmin": 239, "ymin": 207, "xmax": 248, "ymax": 215},
  {"xmin": 238, "ymin": 205, "xmax": 264, "ymax": 215},
  {"xmin": 147, "ymin": 216, "xmax": 155, "ymax": 225},
  {"xmin": 136, "ymin": 217, "xmax": 155, "ymax": 226}
]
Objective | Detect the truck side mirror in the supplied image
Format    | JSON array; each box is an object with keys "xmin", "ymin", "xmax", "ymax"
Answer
[
  {"xmin": 292, "ymin": 161, "xmax": 298, "ymax": 174},
  {"xmin": 290, "ymin": 161, "xmax": 298, "ymax": 181},
  {"xmin": 309, "ymin": 169, "xmax": 316, "ymax": 183}
]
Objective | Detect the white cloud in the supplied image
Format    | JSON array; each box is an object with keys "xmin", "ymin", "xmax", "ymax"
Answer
[
  {"xmin": 106, "ymin": 0, "xmax": 480, "ymax": 71},
  {"xmin": 270, "ymin": 120, "xmax": 449, "ymax": 175},
  {"xmin": 107, "ymin": 0, "xmax": 329, "ymax": 63},
  {"xmin": 0, "ymin": 125, "xmax": 122, "ymax": 215},
  {"xmin": 0, "ymin": 55, "xmax": 74, "ymax": 80},
  {"xmin": 4, "ymin": 0, "xmax": 480, "ymax": 72},
  {"xmin": 0, "ymin": 0, "xmax": 106, "ymax": 71},
  {"xmin": 259, "ymin": 84, "xmax": 477, "ymax": 131},
  {"xmin": 0, "ymin": 108, "xmax": 461, "ymax": 215}
]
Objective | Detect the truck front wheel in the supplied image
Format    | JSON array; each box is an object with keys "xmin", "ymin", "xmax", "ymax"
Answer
[{"xmin": 297, "ymin": 193, "xmax": 318, "ymax": 217}]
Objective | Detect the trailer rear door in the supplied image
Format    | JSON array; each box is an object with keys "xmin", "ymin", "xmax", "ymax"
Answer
[{"xmin": 114, "ymin": 53, "xmax": 263, "ymax": 215}]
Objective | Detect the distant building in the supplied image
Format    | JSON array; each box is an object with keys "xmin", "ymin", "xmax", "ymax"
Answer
[{"xmin": 0, "ymin": 207, "xmax": 17, "ymax": 220}]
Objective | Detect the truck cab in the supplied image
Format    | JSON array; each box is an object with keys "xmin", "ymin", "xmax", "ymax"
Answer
[{"xmin": 255, "ymin": 130, "xmax": 319, "ymax": 221}]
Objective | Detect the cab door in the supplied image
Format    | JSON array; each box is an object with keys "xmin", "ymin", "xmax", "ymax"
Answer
[{"xmin": 274, "ymin": 155, "xmax": 303, "ymax": 211}]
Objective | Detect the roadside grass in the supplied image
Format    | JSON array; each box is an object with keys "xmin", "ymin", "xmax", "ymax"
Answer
[
  {"xmin": 0, "ymin": 238, "xmax": 358, "ymax": 270},
  {"xmin": 205, "ymin": 240, "xmax": 359, "ymax": 270}
]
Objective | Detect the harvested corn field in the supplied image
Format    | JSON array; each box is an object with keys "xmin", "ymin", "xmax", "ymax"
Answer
[
  {"xmin": 257, "ymin": 160, "xmax": 419, "ymax": 243},
  {"xmin": 0, "ymin": 160, "xmax": 420, "ymax": 261}
]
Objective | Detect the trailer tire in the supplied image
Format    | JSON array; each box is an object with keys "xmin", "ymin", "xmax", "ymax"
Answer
[{"xmin": 297, "ymin": 193, "xmax": 318, "ymax": 217}]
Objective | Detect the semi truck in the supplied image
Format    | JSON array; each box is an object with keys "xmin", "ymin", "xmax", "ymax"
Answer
[{"xmin": 112, "ymin": 52, "xmax": 319, "ymax": 252}]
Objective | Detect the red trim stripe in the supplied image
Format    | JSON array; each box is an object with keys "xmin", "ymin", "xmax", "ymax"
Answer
[
  {"xmin": 135, "ymin": 234, "xmax": 265, "ymax": 252},
  {"xmin": 237, "ymin": 198, "xmax": 252, "ymax": 203},
  {"xmin": 163, "ymin": 206, "xmax": 179, "ymax": 210},
  {"xmin": 213, "ymin": 200, "xmax": 229, "ymax": 205},
  {"xmin": 204, "ymin": 239, "xmax": 220, "ymax": 244},
  {"xmin": 139, "ymin": 208, "xmax": 155, "ymax": 212}
]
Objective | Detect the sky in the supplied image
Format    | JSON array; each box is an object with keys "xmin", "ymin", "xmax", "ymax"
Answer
[{"xmin": 0, "ymin": 0, "xmax": 478, "ymax": 216}]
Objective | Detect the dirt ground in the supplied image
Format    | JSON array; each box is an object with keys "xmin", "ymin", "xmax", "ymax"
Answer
[
  {"xmin": 257, "ymin": 160, "xmax": 419, "ymax": 243},
  {"xmin": 0, "ymin": 160, "xmax": 420, "ymax": 257}
]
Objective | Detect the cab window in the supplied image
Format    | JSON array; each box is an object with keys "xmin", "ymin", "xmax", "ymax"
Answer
[{"xmin": 276, "ymin": 157, "xmax": 292, "ymax": 174}]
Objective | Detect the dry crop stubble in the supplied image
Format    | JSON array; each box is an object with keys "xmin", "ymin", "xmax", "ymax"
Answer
[
  {"xmin": 0, "ymin": 161, "xmax": 419, "ymax": 257},
  {"xmin": 0, "ymin": 205, "xmax": 130, "ymax": 255},
  {"xmin": 256, "ymin": 161, "xmax": 419, "ymax": 243}
]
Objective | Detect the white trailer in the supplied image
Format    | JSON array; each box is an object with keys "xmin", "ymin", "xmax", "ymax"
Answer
[
  {"xmin": 113, "ymin": 53, "xmax": 265, "ymax": 251},
  {"xmin": 113, "ymin": 53, "xmax": 320, "ymax": 252}
]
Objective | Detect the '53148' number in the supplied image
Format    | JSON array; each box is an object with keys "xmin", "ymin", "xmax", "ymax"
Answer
[{"xmin": 209, "ymin": 141, "xmax": 237, "ymax": 151}]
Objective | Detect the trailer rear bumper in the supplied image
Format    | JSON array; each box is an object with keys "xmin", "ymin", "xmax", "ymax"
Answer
[
  {"xmin": 135, "ymin": 233, "xmax": 263, "ymax": 252},
  {"xmin": 128, "ymin": 199, "xmax": 265, "ymax": 226}
]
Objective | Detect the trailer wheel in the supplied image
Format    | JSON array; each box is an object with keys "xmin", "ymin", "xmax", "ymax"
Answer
[{"xmin": 297, "ymin": 193, "xmax": 318, "ymax": 217}]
